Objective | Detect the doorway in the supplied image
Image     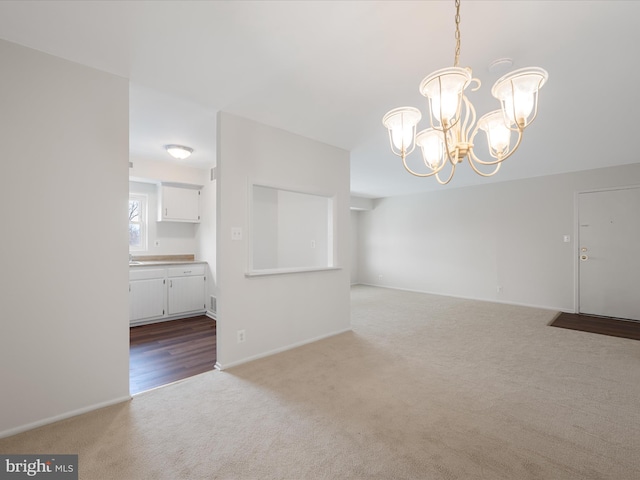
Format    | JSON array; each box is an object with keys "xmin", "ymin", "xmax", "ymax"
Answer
[
  {"xmin": 129, "ymin": 315, "xmax": 216, "ymax": 394},
  {"xmin": 578, "ymin": 186, "xmax": 640, "ymax": 321}
]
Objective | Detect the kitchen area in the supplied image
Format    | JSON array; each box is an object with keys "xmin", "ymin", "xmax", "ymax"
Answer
[{"xmin": 128, "ymin": 154, "xmax": 217, "ymax": 394}]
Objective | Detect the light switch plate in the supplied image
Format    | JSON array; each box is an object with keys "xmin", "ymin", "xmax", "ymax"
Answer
[{"xmin": 231, "ymin": 227, "xmax": 243, "ymax": 241}]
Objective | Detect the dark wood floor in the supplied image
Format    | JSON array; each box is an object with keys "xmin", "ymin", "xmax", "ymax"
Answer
[
  {"xmin": 550, "ymin": 313, "xmax": 640, "ymax": 341},
  {"xmin": 130, "ymin": 315, "xmax": 217, "ymax": 395}
]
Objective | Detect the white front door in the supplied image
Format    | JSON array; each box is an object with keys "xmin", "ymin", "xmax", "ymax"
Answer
[{"xmin": 578, "ymin": 187, "xmax": 640, "ymax": 321}]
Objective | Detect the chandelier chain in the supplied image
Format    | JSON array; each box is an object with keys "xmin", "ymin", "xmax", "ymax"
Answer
[{"xmin": 454, "ymin": 0, "xmax": 461, "ymax": 67}]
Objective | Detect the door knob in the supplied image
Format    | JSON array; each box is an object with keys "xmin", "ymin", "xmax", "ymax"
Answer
[{"xmin": 580, "ymin": 255, "xmax": 588, "ymax": 261}]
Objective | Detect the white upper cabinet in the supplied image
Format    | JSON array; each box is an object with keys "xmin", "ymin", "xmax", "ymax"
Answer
[{"xmin": 157, "ymin": 183, "xmax": 202, "ymax": 223}]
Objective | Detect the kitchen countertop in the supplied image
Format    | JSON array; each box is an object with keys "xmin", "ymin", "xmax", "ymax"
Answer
[
  {"xmin": 129, "ymin": 260, "xmax": 207, "ymax": 267},
  {"xmin": 128, "ymin": 254, "xmax": 206, "ymax": 267}
]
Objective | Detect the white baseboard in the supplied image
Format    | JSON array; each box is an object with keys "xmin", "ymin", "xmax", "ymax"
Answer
[
  {"xmin": 0, "ymin": 395, "xmax": 131, "ymax": 440},
  {"xmin": 206, "ymin": 310, "xmax": 217, "ymax": 320},
  {"xmin": 215, "ymin": 327, "xmax": 352, "ymax": 370},
  {"xmin": 130, "ymin": 311, "xmax": 206, "ymax": 327},
  {"xmin": 356, "ymin": 283, "xmax": 572, "ymax": 313}
]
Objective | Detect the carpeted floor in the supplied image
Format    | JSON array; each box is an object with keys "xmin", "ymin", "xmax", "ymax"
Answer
[{"xmin": 1, "ymin": 285, "xmax": 639, "ymax": 479}]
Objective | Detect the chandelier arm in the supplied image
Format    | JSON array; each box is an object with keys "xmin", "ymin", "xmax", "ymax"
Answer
[
  {"xmin": 442, "ymin": 125, "xmax": 459, "ymax": 167},
  {"xmin": 467, "ymin": 156, "xmax": 501, "ymax": 177},
  {"xmin": 430, "ymin": 117, "xmax": 462, "ymax": 135},
  {"xmin": 467, "ymin": 146, "xmax": 502, "ymax": 166},
  {"xmin": 460, "ymin": 97, "xmax": 470, "ymax": 140},
  {"xmin": 460, "ymin": 94, "xmax": 476, "ymax": 140},
  {"xmin": 435, "ymin": 161, "xmax": 456, "ymax": 185}
]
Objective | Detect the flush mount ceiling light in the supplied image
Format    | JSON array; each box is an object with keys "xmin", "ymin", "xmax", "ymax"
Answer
[
  {"xmin": 164, "ymin": 144, "xmax": 193, "ymax": 160},
  {"xmin": 382, "ymin": 0, "xmax": 548, "ymax": 185}
]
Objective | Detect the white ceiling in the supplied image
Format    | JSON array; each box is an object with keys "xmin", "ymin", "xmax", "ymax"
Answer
[{"xmin": 1, "ymin": 1, "xmax": 638, "ymax": 198}]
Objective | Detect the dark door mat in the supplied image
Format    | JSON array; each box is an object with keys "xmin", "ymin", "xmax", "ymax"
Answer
[{"xmin": 550, "ymin": 312, "xmax": 640, "ymax": 341}]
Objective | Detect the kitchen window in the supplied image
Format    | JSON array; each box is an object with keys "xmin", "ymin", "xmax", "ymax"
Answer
[{"xmin": 129, "ymin": 194, "xmax": 147, "ymax": 251}]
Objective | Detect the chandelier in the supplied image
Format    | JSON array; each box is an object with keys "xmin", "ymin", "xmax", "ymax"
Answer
[{"xmin": 382, "ymin": 0, "xmax": 548, "ymax": 185}]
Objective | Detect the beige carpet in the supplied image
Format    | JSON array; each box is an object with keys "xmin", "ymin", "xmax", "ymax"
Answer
[{"xmin": 2, "ymin": 285, "xmax": 639, "ymax": 479}]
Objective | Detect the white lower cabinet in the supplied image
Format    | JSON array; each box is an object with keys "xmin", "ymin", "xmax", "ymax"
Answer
[
  {"xmin": 129, "ymin": 278, "xmax": 166, "ymax": 322},
  {"xmin": 129, "ymin": 264, "xmax": 206, "ymax": 326},
  {"xmin": 167, "ymin": 265, "xmax": 206, "ymax": 316},
  {"xmin": 129, "ymin": 268, "xmax": 166, "ymax": 323}
]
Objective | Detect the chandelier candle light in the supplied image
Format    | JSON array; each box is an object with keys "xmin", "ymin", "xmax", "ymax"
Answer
[{"xmin": 382, "ymin": 0, "xmax": 548, "ymax": 185}]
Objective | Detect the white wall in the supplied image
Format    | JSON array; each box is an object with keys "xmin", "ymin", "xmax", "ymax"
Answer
[
  {"xmin": 277, "ymin": 190, "xmax": 331, "ymax": 269},
  {"xmin": 130, "ymin": 157, "xmax": 208, "ymax": 186},
  {"xmin": 0, "ymin": 40, "xmax": 130, "ymax": 437},
  {"xmin": 196, "ymin": 174, "xmax": 217, "ymax": 317},
  {"xmin": 252, "ymin": 187, "xmax": 332, "ymax": 270},
  {"xmin": 350, "ymin": 210, "xmax": 360, "ymax": 285},
  {"xmin": 216, "ymin": 112, "xmax": 351, "ymax": 368},
  {"xmin": 357, "ymin": 163, "xmax": 640, "ymax": 312},
  {"xmin": 252, "ymin": 186, "xmax": 279, "ymax": 269}
]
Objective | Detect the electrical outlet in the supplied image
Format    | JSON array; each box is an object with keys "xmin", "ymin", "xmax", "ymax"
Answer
[
  {"xmin": 497, "ymin": 285, "xmax": 503, "ymax": 294},
  {"xmin": 237, "ymin": 329, "xmax": 246, "ymax": 343}
]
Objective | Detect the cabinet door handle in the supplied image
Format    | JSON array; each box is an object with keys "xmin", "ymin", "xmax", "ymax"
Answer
[
  {"xmin": 169, "ymin": 280, "xmax": 173, "ymax": 287},
  {"xmin": 165, "ymin": 208, "xmax": 168, "ymax": 217}
]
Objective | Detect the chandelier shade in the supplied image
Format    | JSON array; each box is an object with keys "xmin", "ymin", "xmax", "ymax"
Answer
[
  {"xmin": 492, "ymin": 67, "xmax": 548, "ymax": 128},
  {"xmin": 382, "ymin": 107, "xmax": 422, "ymax": 157},
  {"xmin": 382, "ymin": 0, "xmax": 547, "ymax": 185},
  {"xmin": 477, "ymin": 110, "xmax": 512, "ymax": 158},
  {"xmin": 416, "ymin": 128, "xmax": 445, "ymax": 170},
  {"xmin": 419, "ymin": 67, "xmax": 471, "ymax": 127}
]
